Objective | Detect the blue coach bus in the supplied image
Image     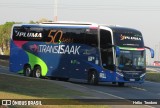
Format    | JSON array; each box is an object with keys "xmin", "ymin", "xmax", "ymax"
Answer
[{"xmin": 9, "ymin": 22, "xmax": 154, "ymax": 86}]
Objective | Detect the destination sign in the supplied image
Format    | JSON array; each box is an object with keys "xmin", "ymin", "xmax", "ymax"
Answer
[{"xmin": 114, "ymin": 33, "xmax": 144, "ymax": 47}]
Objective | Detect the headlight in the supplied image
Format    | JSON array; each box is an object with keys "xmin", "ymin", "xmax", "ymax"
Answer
[{"xmin": 99, "ymin": 73, "xmax": 106, "ymax": 78}]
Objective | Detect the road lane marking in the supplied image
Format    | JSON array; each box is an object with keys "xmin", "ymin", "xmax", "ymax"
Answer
[
  {"xmin": 92, "ymin": 89, "xmax": 125, "ymax": 99},
  {"xmin": 131, "ymin": 86, "xmax": 147, "ymax": 91},
  {"xmin": 91, "ymin": 90, "xmax": 156, "ymax": 108}
]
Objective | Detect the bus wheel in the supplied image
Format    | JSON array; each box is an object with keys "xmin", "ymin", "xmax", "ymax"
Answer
[
  {"xmin": 118, "ymin": 82, "xmax": 125, "ymax": 87},
  {"xmin": 88, "ymin": 71, "xmax": 98, "ymax": 85},
  {"xmin": 112, "ymin": 82, "xmax": 116, "ymax": 84},
  {"xmin": 34, "ymin": 66, "xmax": 42, "ymax": 78},
  {"xmin": 24, "ymin": 65, "xmax": 32, "ymax": 77}
]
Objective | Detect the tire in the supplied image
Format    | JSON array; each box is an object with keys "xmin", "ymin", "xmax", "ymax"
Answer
[
  {"xmin": 118, "ymin": 82, "xmax": 125, "ymax": 87},
  {"xmin": 112, "ymin": 82, "xmax": 116, "ymax": 84},
  {"xmin": 24, "ymin": 65, "xmax": 32, "ymax": 77},
  {"xmin": 88, "ymin": 71, "xmax": 98, "ymax": 85},
  {"xmin": 33, "ymin": 66, "xmax": 42, "ymax": 78}
]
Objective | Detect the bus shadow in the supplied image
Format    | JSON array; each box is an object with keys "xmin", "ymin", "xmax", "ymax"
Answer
[{"xmin": 69, "ymin": 79, "xmax": 130, "ymax": 88}]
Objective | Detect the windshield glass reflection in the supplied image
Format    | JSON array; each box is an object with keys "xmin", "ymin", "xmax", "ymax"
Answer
[{"xmin": 117, "ymin": 50, "xmax": 145, "ymax": 71}]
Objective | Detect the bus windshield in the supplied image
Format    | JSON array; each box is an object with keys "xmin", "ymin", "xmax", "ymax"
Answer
[{"xmin": 117, "ymin": 50, "xmax": 145, "ymax": 71}]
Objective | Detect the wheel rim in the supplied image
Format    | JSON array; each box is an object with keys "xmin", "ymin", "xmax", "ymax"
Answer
[
  {"xmin": 25, "ymin": 67, "xmax": 31, "ymax": 76},
  {"xmin": 35, "ymin": 69, "xmax": 41, "ymax": 78},
  {"xmin": 91, "ymin": 73, "xmax": 95, "ymax": 84}
]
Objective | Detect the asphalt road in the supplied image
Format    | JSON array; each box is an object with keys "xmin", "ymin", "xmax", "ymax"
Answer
[
  {"xmin": 0, "ymin": 65, "xmax": 160, "ymax": 108},
  {"xmin": 72, "ymin": 80, "xmax": 160, "ymax": 99}
]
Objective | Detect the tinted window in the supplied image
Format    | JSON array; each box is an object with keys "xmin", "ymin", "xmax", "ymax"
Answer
[
  {"xmin": 100, "ymin": 30, "xmax": 112, "ymax": 49},
  {"xmin": 63, "ymin": 28, "xmax": 86, "ymax": 44},
  {"xmin": 85, "ymin": 29, "xmax": 98, "ymax": 47},
  {"xmin": 63, "ymin": 28, "xmax": 98, "ymax": 47},
  {"xmin": 13, "ymin": 26, "xmax": 44, "ymax": 41},
  {"xmin": 13, "ymin": 26, "xmax": 98, "ymax": 47}
]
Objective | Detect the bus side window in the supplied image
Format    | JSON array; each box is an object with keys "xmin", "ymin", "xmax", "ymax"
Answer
[
  {"xmin": 64, "ymin": 28, "xmax": 85, "ymax": 44},
  {"xmin": 85, "ymin": 29, "xmax": 98, "ymax": 47}
]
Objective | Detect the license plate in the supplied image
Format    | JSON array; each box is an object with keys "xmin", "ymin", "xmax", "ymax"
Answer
[{"xmin": 130, "ymin": 79, "xmax": 135, "ymax": 81}]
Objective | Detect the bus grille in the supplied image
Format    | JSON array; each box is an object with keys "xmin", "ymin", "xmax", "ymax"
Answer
[{"xmin": 123, "ymin": 72, "xmax": 141, "ymax": 81}]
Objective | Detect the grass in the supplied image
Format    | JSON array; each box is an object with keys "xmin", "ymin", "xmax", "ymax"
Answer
[
  {"xmin": 146, "ymin": 72, "xmax": 160, "ymax": 82},
  {"xmin": 0, "ymin": 74, "xmax": 86, "ymax": 99},
  {"xmin": 0, "ymin": 74, "xmax": 109, "ymax": 108},
  {"xmin": 0, "ymin": 61, "xmax": 109, "ymax": 108}
]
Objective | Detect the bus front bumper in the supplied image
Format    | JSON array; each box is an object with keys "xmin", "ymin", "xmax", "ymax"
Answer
[{"xmin": 99, "ymin": 71, "xmax": 146, "ymax": 84}]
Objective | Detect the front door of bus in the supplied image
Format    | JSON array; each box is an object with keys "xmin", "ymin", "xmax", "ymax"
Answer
[{"xmin": 100, "ymin": 29, "xmax": 114, "ymax": 71}]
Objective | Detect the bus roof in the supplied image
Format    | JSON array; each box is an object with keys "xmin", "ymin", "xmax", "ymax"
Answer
[
  {"xmin": 14, "ymin": 21, "xmax": 141, "ymax": 34},
  {"xmin": 106, "ymin": 26, "xmax": 142, "ymax": 34},
  {"xmin": 12, "ymin": 21, "xmax": 98, "ymax": 29},
  {"xmin": 42, "ymin": 21, "xmax": 98, "ymax": 26}
]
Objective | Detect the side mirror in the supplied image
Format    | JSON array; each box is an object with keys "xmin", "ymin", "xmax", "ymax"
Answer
[
  {"xmin": 115, "ymin": 46, "xmax": 120, "ymax": 57},
  {"xmin": 150, "ymin": 48, "xmax": 154, "ymax": 58},
  {"xmin": 145, "ymin": 46, "xmax": 154, "ymax": 58}
]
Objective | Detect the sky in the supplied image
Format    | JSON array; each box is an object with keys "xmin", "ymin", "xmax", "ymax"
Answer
[{"xmin": 0, "ymin": 0, "xmax": 160, "ymax": 63}]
